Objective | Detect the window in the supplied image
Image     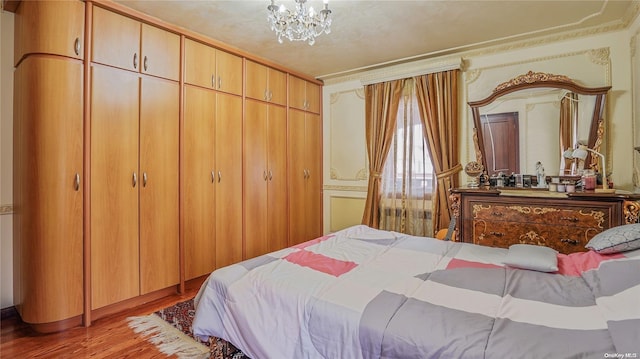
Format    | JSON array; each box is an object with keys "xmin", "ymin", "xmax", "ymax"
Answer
[{"xmin": 379, "ymin": 79, "xmax": 435, "ymax": 236}]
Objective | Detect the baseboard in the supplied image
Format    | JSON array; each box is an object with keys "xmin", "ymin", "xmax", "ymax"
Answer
[{"xmin": 1, "ymin": 306, "xmax": 17, "ymax": 320}]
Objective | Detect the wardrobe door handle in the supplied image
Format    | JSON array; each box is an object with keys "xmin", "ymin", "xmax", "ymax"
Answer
[
  {"xmin": 133, "ymin": 53, "xmax": 138, "ymax": 69},
  {"xmin": 264, "ymin": 89, "xmax": 268, "ymax": 101},
  {"xmin": 218, "ymin": 76, "xmax": 222, "ymax": 89},
  {"xmin": 143, "ymin": 56, "xmax": 148, "ymax": 72},
  {"xmin": 211, "ymin": 170, "xmax": 215, "ymax": 183},
  {"xmin": 74, "ymin": 173, "xmax": 80, "ymax": 191},
  {"xmin": 268, "ymin": 91, "xmax": 273, "ymax": 101},
  {"xmin": 212, "ymin": 74, "xmax": 215, "ymax": 88},
  {"xmin": 263, "ymin": 171, "xmax": 267, "ymax": 181},
  {"xmin": 143, "ymin": 172, "xmax": 148, "ymax": 187},
  {"xmin": 303, "ymin": 169, "xmax": 308, "ymax": 179},
  {"xmin": 218, "ymin": 171, "xmax": 222, "ymax": 183},
  {"xmin": 74, "ymin": 38, "xmax": 80, "ymax": 56},
  {"xmin": 132, "ymin": 172, "xmax": 137, "ymax": 187},
  {"xmin": 269, "ymin": 170, "xmax": 273, "ymax": 181}
]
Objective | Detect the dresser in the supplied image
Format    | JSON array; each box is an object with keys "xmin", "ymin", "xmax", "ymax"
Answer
[{"xmin": 450, "ymin": 188, "xmax": 640, "ymax": 254}]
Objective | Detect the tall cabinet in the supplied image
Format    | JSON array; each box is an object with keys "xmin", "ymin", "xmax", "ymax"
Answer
[
  {"xmin": 12, "ymin": 0, "xmax": 85, "ymax": 332},
  {"xmin": 90, "ymin": 6, "xmax": 180, "ymax": 310},
  {"xmin": 289, "ymin": 77, "xmax": 323, "ymax": 245},
  {"xmin": 244, "ymin": 99, "xmax": 289, "ymax": 258},
  {"xmin": 183, "ymin": 39, "xmax": 244, "ymax": 279}
]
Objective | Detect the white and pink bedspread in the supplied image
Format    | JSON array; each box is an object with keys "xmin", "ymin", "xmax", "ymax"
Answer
[{"xmin": 193, "ymin": 225, "xmax": 640, "ymax": 358}]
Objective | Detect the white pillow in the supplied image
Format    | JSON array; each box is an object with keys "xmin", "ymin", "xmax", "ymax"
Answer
[
  {"xmin": 586, "ymin": 224, "xmax": 640, "ymax": 254},
  {"xmin": 502, "ymin": 244, "xmax": 559, "ymax": 272}
]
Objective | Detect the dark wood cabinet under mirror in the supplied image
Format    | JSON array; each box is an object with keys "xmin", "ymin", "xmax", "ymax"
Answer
[
  {"xmin": 450, "ymin": 189, "xmax": 640, "ymax": 254},
  {"xmin": 468, "ymin": 71, "xmax": 611, "ymax": 178}
]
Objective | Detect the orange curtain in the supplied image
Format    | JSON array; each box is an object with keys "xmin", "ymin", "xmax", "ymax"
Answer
[
  {"xmin": 361, "ymin": 80, "xmax": 405, "ymax": 228},
  {"xmin": 415, "ymin": 70, "xmax": 461, "ymax": 233}
]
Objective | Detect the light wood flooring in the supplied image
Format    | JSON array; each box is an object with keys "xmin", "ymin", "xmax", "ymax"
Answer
[{"xmin": 0, "ymin": 284, "xmax": 201, "ymax": 358}]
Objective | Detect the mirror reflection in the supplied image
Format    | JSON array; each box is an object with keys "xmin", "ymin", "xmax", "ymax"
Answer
[{"xmin": 468, "ymin": 71, "xmax": 610, "ymax": 178}]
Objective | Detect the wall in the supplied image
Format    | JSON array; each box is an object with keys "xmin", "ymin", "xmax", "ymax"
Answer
[
  {"xmin": 322, "ymin": 19, "xmax": 640, "ymax": 234},
  {"xmin": 1, "ymin": 10, "xmax": 14, "ymax": 309},
  {"xmin": 632, "ymin": 14, "xmax": 640, "ymax": 191}
]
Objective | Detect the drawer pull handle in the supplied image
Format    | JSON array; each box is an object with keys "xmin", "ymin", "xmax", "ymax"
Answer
[
  {"xmin": 561, "ymin": 238, "xmax": 579, "ymax": 245},
  {"xmin": 489, "ymin": 231, "xmax": 504, "ymax": 237},
  {"xmin": 560, "ymin": 217, "xmax": 579, "ymax": 222}
]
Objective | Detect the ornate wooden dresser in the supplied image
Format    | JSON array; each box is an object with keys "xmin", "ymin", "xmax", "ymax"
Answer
[{"xmin": 450, "ymin": 188, "xmax": 640, "ymax": 254}]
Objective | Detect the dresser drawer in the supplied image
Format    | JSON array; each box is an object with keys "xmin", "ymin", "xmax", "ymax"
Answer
[
  {"xmin": 471, "ymin": 202, "xmax": 608, "ymax": 227},
  {"xmin": 471, "ymin": 220, "xmax": 599, "ymax": 254}
]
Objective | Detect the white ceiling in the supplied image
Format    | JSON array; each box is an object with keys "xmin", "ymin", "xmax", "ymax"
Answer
[{"xmin": 114, "ymin": 0, "xmax": 638, "ymax": 80}]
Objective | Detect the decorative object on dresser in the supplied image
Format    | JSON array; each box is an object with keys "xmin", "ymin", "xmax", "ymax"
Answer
[
  {"xmin": 449, "ymin": 188, "xmax": 640, "ymax": 254},
  {"xmin": 464, "ymin": 161, "xmax": 483, "ymax": 188}
]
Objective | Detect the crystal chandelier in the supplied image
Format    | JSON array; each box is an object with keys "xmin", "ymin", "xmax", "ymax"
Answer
[{"xmin": 267, "ymin": 0, "xmax": 332, "ymax": 45}]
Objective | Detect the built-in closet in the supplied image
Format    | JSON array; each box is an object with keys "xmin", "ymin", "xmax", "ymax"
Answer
[{"xmin": 11, "ymin": 0, "xmax": 323, "ymax": 332}]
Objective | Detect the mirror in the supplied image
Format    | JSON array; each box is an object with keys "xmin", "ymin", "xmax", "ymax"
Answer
[{"xmin": 468, "ymin": 71, "xmax": 611, "ymax": 178}]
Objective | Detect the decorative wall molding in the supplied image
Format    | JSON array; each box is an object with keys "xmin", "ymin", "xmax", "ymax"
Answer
[
  {"xmin": 328, "ymin": 88, "xmax": 368, "ymax": 182},
  {"xmin": 323, "ymin": 56, "xmax": 463, "ymax": 85},
  {"xmin": 330, "ymin": 167, "xmax": 368, "ymax": 181},
  {"xmin": 588, "ymin": 48, "xmax": 611, "ymax": 66},
  {"xmin": 0, "ymin": 205, "xmax": 13, "ymax": 215},
  {"xmin": 322, "ymin": 14, "xmax": 632, "ymax": 85},
  {"xmin": 324, "ymin": 185, "xmax": 368, "ymax": 192}
]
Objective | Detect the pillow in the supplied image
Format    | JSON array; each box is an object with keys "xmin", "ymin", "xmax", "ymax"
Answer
[
  {"xmin": 502, "ymin": 244, "xmax": 559, "ymax": 272},
  {"xmin": 585, "ymin": 224, "xmax": 640, "ymax": 254}
]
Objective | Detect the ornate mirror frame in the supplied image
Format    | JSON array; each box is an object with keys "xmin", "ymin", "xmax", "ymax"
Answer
[{"xmin": 468, "ymin": 71, "xmax": 611, "ymax": 176}]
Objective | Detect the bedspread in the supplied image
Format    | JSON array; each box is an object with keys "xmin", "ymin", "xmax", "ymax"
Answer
[{"xmin": 192, "ymin": 225, "xmax": 640, "ymax": 359}]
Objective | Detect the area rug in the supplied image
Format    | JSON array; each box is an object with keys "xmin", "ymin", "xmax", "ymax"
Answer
[{"xmin": 127, "ymin": 298, "xmax": 249, "ymax": 359}]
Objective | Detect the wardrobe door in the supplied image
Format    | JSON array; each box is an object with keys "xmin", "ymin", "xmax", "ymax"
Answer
[
  {"xmin": 90, "ymin": 65, "xmax": 140, "ymax": 309},
  {"xmin": 267, "ymin": 105, "xmax": 289, "ymax": 252},
  {"xmin": 140, "ymin": 23, "xmax": 181, "ymax": 81},
  {"xmin": 91, "ymin": 6, "xmax": 140, "ymax": 72},
  {"xmin": 214, "ymin": 93, "xmax": 243, "ymax": 268},
  {"xmin": 215, "ymin": 49, "xmax": 243, "ymax": 96},
  {"xmin": 13, "ymin": 56, "xmax": 84, "ymax": 326},
  {"xmin": 244, "ymin": 99, "xmax": 269, "ymax": 259},
  {"xmin": 139, "ymin": 77, "xmax": 180, "ymax": 294},
  {"xmin": 184, "ymin": 39, "xmax": 215, "ymax": 88},
  {"xmin": 268, "ymin": 68, "xmax": 287, "ymax": 106},
  {"xmin": 288, "ymin": 110, "xmax": 322, "ymax": 245},
  {"xmin": 14, "ymin": 0, "xmax": 85, "ymax": 64},
  {"xmin": 245, "ymin": 60, "xmax": 268, "ymax": 102},
  {"xmin": 183, "ymin": 85, "xmax": 216, "ymax": 280},
  {"xmin": 304, "ymin": 112, "xmax": 323, "ymax": 239}
]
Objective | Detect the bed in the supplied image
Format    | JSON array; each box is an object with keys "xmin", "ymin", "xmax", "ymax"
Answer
[{"xmin": 192, "ymin": 224, "xmax": 640, "ymax": 358}]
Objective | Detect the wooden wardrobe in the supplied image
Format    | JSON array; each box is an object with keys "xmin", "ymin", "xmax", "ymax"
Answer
[{"xmin": 11, "ymin": 0, "xmax": 323, "ymax": 332}]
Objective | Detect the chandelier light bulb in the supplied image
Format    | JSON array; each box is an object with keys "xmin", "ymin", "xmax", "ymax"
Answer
[{"xmin": 267, "ymin": 0, "xmax": 332, "ymax": 45}]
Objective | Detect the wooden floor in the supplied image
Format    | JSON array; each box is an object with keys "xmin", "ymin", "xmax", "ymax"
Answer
[{"xmin": 0, "ymin": 285, "xmax": 201, "ymax": 358}]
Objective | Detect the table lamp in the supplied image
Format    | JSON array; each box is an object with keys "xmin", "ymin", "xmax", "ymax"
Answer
[{"xmin": 571, "ymin": 145, "xmax": 615, "ymax": 193}]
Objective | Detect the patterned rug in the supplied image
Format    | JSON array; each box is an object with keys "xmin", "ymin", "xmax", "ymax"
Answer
[{"xmin": 127, "ymin": 298, "xmax": 249, "ymax": 359}]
